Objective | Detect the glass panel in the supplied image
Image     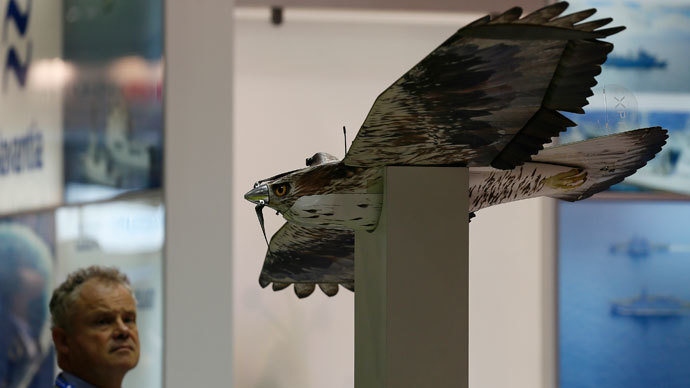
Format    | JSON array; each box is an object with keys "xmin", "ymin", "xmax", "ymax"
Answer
[
  {"xmin": 55, "ymin": 194, "xmax": 164, "ymax": 388},
  {"xmin": 63, "ymin": 0, "xmax": 163, "ymax": 203}
]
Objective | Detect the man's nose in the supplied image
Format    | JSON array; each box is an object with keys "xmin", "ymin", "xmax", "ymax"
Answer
[{"xmin": 113, "ymin": 317, "xmax": 131, "ymax": 338}]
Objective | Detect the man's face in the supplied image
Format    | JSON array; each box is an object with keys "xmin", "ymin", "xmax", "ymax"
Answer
[{"xmin": 61, "ymin": 279, "xmax": 140, "ymax": 376}]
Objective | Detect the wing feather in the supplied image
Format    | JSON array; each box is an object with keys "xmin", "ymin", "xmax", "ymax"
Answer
[
  {"xmin": 517, "ymin": 2, "xmax": 569, "ymax": 23},
  {"xmin": 491, "ymin": 7, "xmax": 522, "ymax": 23},
  {"xmin": 343, "ymin": 2, "xmax": 623, "ymax": 170},
  {"xmin": 258, "ymin": 222, "xmax": 354, "ymax": 298},
  {"xmin": 549, "ymin": 8, "xmax": 597, "ymax": 26},
  {"xmin": 532, "ymin": 127, "xmax": 668, "ymax": 201},
  {"xmin": 574, "ymin": 18, "xmax": 613, "ymax": 31}
]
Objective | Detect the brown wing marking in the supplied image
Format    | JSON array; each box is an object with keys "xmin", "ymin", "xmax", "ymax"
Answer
[
  {"xmin": 342, "ymin": 2, "xmax": 624, "ymax": 171},
  {"xmin": 258, "ymin": 222, "xmax": 354, "ymax": 298}
]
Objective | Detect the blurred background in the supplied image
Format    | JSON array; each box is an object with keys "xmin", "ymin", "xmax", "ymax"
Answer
[{"xmin": 1, "ymin": 0, "xmax": 689, "ymax": 387}]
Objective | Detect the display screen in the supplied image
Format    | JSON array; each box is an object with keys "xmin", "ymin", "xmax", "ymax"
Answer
[
  {"xmin": 559, "ymin": 200, "xmax": 690, "ymax": 388},
  {"xmin": 559, "ymin": 0, "xmax": 690, "ymax": 195}
]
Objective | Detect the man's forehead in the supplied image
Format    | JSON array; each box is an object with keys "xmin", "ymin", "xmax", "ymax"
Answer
[{"xmin": 75, "ymin": 278, "xmax": 136, "ymax": 310}]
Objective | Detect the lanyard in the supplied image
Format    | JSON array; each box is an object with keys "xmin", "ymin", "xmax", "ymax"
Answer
[{"xmin": 55, "ymin": 375, "xmax": 74, "ymax": 388}]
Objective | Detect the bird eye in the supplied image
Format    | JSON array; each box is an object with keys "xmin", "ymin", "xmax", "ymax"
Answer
[{"xmin": 273, "ymin": 183, "xmax": 290, "ymax": 197}]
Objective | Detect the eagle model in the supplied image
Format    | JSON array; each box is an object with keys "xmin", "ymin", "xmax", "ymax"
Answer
[{"xmin": 244, "ymin": 2, "xmax": 668, "ymax": 298}]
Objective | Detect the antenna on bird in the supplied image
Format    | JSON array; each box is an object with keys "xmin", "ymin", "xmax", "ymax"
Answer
[{"xmin": 343, "ymin": 126, "xmax": 347, "ymax": 156}]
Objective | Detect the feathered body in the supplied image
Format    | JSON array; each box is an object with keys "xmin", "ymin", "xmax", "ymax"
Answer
[{"xmin": 244, "ymin": 2, "xmax": 669, "ymax": 298}]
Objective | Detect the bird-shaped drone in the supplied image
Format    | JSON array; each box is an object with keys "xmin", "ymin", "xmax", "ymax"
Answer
[{"xmin": 244, "ymin": 2, "xmax": 668, "ymax": 298}]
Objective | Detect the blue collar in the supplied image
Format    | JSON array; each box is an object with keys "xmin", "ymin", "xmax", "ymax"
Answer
[
  {"xmin": 55, "ymin": 374, "xmax": 73, "ymax": 388},
  {"xmin": 55, "ymin": 372, "xmax": 100, "ymax": 388}
]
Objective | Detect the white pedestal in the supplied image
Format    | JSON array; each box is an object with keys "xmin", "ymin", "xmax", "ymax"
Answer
[{"xmin": 355, "ymin": 166, "xmax": 469, "ymax": 388}]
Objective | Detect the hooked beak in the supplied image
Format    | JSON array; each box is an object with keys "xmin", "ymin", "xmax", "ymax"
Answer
[
  {"xmin": 244, "ymin": 184, "xmax": 269, "ymax": 205},
  {"xmin": 246, "ymin": 184, "xmax": 270, "ymax": 247}
]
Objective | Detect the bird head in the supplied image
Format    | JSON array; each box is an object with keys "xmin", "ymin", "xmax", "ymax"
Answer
[
  {"xmin": 245, "ymin": 153, "xmax": 341, "ymax": 211},
  {"xmin": 244, "ymin": 152, "xmax": 342, "ymax": 244}
]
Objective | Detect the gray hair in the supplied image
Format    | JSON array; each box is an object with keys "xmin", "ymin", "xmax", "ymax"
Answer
[{"xmin": 49, "ymin": 266, "xmax": 134, "ymax": 331}]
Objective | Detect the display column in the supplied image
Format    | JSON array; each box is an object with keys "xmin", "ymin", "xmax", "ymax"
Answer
[
  {"xmin": 355, "ymin": 166, "xmax": 469, "ymax": 388},
  {"xmin": 164, "ymin": 1, "xmax": 234, "ymax": 387}
]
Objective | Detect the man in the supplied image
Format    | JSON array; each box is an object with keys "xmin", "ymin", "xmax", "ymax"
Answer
[{"xmin": 50, "ymin": 266, "xmax": 139, "ymax": 388}]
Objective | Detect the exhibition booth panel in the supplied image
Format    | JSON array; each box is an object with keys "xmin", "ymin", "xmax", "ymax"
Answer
[{"xmin": 0, "ymin": 1, "xmax": 164, "ymax": 387}]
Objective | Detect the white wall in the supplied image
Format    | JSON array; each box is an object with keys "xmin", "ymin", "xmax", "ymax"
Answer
[
  {"xmin": 234, "ymin": 8, "xmax": 556, "ymax": 388},
  {"xmin": 469, "ymin": 198, "xmax": 557, "ymax": 388}
]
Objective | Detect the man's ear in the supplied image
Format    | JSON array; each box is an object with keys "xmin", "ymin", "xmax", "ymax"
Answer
[{"xmin": 52, "ymin": 327, "xmax": 70, "ymax": 355}]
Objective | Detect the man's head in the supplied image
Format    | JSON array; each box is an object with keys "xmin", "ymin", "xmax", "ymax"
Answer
[{"xmin": 50, "ymin": 266, "xmax": 139, "ymax": 387}]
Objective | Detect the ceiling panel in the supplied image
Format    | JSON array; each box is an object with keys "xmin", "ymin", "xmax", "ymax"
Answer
[{"xmin": 236, "ymin": 0, "xmax": 549, "ymax": 14}]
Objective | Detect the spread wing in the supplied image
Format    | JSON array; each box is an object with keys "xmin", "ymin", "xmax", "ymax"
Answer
[
  {"xmin": 342, "ymin": 2, "xmax": 624, "ymax": 170},
  {"xmin": 533, "ymin": 127, "xmax": 668, "ymax": 201},
  {"xmin": 258, "ymin": 222, "xmax": 354, "ymax": 298}
]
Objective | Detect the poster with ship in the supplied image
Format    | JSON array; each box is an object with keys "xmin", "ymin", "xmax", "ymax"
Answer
[
  {"xmin": 62, "ymin": 0, "xmax": 163, "ymax": 203},
  {"xmin": 559, "ymin": 0, "xmax": 690, "ymax": 195},
  {"xmin": 0, "ymin": 211, "xmax": 55, "ymax": 388},
  {"xmin": 559, "ymin": 200, "xmax": 690, "ymax": 388}
]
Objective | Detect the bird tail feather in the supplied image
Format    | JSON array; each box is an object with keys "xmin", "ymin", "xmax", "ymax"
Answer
[{"xmin": 531, "ymin": 127, "xmax": 668, "ymax": 201}]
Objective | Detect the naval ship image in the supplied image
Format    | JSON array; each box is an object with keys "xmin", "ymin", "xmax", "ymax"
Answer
[
  {"xmin": 605, "ymin": 49, "xmax": 667, "ymax": 69},
  {"xmin": 611, "ymin": 290, "xmax": 690, "ymax": 317},
  {"xmin": 609, "ymin": 236, "xmax": 669, "ymax": 259}
]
